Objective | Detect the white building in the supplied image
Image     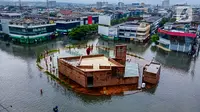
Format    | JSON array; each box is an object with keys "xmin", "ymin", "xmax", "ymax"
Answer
[
  {"xmin": 118, "ymin": 2, "xmax": 125, "ymax": 8},
  {"xmin": 96, "ymin": 1, "xmax": 108, "ymax": 9},
  {"xmin": 49, "ymin": 1, "xmax": 56, "ymax": 8},
  {"xmin": 98, "ymin": 15, "xmax": 150, "ymax": 42},
  {"xmin": 173, "ymin": 5, "xmax": 193, "ymax": 23},
  {"xmin": 162, "ymin": 0, "xmax": 170, "ymax": 9},
  {"xmin": 0, "ymin": 13, "xmax": 21, "ymax": 34},
  {"xmin": 98, "ymin": 15, "xmax": 117, "ymax": 39},
  {"xmin": 118, "ymin": 22, "xmax": 150, "ymax": 42}
]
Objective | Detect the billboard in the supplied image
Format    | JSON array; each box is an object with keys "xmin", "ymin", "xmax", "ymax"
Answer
[
  {"xmin": 98, "ymin": 26, "xmax": 109, "ymax": 36},
  {"xmin": 99, "ymin": 15, "xmax": 111, "ymax": 26}
]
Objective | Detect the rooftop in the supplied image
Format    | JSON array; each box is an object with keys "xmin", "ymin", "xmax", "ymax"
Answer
[
  {"xmin": 59, "ymin": 10, "xmax": 72, "ymax": 15},
  {"xmin": 0, "ymin": 13, "xmax": 21, "ymax": 17},
  {"xmin": 144, "ymin": 16, "xmax": 161, "ymax": 23},
  {"xmin": 158, "ymin": 23, "xmax": 197, "ymax": 38},
  {"xmin": 118, "ymin": 21, "xmax": 149, "ymax": 29},
  {"xmin": 9, "ymin": 18, "xmax": 54, "ymax": 26},
  {"xmin": 61, "ymin": 55, "xmax": 124, "ymax": 72},
  {"xmin": 124, "ymin": 63, "xmax": 139, "ymax": 77},
  {"xmin": 144, "ymin": 63, "xmax": 161, "ymax": 74}
]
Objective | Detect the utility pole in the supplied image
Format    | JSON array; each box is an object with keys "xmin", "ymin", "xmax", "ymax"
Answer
[
  {"xmin": 47, "ymin": 0, "xmax": 49, "ymax": 20},
  {"xmin": 19, "ymin": 0, "xmax": 22, "ymax": 13}
]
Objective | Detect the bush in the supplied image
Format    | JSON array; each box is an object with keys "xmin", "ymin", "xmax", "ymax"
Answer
[
  {"xmin": 159, "ymin": 18, "xmax": 169, "ymax": 27},
  {"xmin": 69, "ymin": 24, "xmax": 98, "ymax": 40},
  {"xmin": 151, "ymin": 34, "xmax": 159, "ymax": 43}
]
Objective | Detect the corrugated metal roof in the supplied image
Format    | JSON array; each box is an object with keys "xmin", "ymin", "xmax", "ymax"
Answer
[{"xmin": 124, "ymin": 63, "xmax": 139, "ymax": 77}]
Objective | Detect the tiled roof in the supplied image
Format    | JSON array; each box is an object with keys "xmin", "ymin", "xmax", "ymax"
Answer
[{"xmin": 60, "ymin": 10, "xmax": 72, "ymax": 15}]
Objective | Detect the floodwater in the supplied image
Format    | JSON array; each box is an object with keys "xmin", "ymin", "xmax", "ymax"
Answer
[{"xmin": 0, "ymin": 37, "xmax": 200, "ymax": 112}]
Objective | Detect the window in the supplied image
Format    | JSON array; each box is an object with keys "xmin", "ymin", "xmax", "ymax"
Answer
[
  {"xmin": 137, "ymin": 31, "xmax": 146, "ymax": 33},
  {"xmin": 119, "ymin": 33, "xmax": 124, "ymax": 35}
]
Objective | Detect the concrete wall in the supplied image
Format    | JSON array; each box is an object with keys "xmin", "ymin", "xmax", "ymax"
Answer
[
  {"xmin": 58, "ymin": 55, "xmax": 138, "ymax": 88},
  {"xmin": 0, "ymin": 19, "xmax": 11, "ymax": 34},
  {"xmin": 143, "ymin": 65, "xmax": 161, "ymax": 84},
  {"xmin": 143, "ymin": 72, "xmax": 160, "ymax": 84},
  {"xmin": 92, "ymin": 70, "xmax": 138, "ymax": 87}
]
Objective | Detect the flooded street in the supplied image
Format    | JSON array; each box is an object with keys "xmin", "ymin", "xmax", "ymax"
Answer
[{"xmin": 0, "ymin": 37, "xmax": 200, "ymax": 112}]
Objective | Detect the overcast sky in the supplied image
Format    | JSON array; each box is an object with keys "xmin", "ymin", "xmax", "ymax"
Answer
[{"xmin": 11, "ymin": 0, "xmax": 200, "ymax": 5}]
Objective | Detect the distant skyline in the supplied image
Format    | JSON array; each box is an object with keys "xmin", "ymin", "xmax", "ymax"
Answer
[{"xmin": 8, "ymin": 0, "xmax": 200, "ymax": 5}]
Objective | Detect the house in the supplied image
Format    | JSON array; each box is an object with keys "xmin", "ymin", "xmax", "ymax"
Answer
[
  {"xmin": 57, "ymin": 10, "xmax": 72, "ymax": 18},
  {"xmin": 157, "ymin": 22, "xmax": 198, "ymax": 53}
]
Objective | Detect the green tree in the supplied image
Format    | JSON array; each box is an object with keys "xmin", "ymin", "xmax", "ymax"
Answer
[
  {"xmin": 49, "ymin": 12, "xmax": 57, "ymax": 17},
  {"xmin": 69, "ymin": 24, "xmax": 98, "ymax": 40},
  {"xmin": 151, "ymin": 34, "xmax": 159, "ymax": 43},
  {"xmin": 169, "ymin": 18, "xmax": 176, "ymax": 22},
  {"xmin": 159, "ymin": 18, "xmax": 169, "ymax": 27}
]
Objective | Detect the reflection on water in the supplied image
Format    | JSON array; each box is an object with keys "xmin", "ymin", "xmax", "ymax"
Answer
[
  {"xmin": 155, "ymin": 50, "xmax": 192, "ymax": 72},
  {"xmin": 0, "ymin": 37, "xmax": 200, "ymax": 112}
]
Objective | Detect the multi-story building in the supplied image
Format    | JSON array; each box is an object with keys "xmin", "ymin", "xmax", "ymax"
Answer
[
  {"xmin": 162, "ymin": 0, "xmax": 170, "ymax": 9},
  {"xmin": 172, "ymin": 5, "xmax": 192, "ymax": 23},
  {"xmin": 56, "ymin": 15, "xmax": 99, "ymax": 34},
  {"xmin": 98, "ymin": 15, "xmax": 117, "ymax": 40},
  {"xmin": 9, "ymin": 18, "xmax": 56, "ymax": 44},
  {"xmin": 98, "ymin": 15, "xmax": 150, "ymax": 43},
  {"xmin": 118, "ymin": 22, "xmax": 150, "ymax": 42},
  {"xmin": 0, "ymin": 13, "xmax": 21, "ymax": 34},
  {"xmin": 157, "ymin": 22, "xmax": 198, "ymax": 53},
  {"xmin": 129, "ymin": 7, "xmax": 147, "ymax": 17},
  {"xmin": 144, "ymin": 16, "xmax": 162, "ymax": 34},
  {"xmin": 49, "ymin": 0, "xmax": 56, "ymax": 8},
  {"xmin": 96, "ymin": 1, "xmax": 108, "ymax": 9},
  {"xmin": 118, "ymin": 2, "xmax": 125, "ymax": 8}
]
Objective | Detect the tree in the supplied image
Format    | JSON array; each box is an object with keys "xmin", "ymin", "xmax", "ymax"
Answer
[
  {"xmin": 169, "ymin": 18, "xmax": 176, "ymax": 22},
  {"xmin": 49, "ymin": 12, "xmax": 57, "ymax": 17},
  {"xmin": 159, "ymin": 18, "xmax": 169, "ymax": 27},
  {"xmin": 151, "ymin": 34, "xmax": 159, "ymax": 43},
  {"xmin": 69, "ymin": 24, "xmax": 98, "ymax": 40}
]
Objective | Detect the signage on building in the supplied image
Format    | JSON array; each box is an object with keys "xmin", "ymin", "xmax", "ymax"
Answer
[{"xmin": 88, "ymin": 16, "xmax": 92, "ymax": 24}]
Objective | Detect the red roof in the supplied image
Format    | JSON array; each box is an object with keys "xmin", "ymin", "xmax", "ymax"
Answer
[
  {"xmin": 60, "ymin": 10, "xmax": 72, "ymax": 15},
  {"xmin": 158, "ymin": 28, "xmax": 197, "ymax": 38}
]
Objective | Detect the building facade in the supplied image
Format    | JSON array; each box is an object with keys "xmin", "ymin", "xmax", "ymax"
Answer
[
  {"xmin": 118, "ymin": 22, "xmax": 150, "ymax": 42},
  {"xmin": 56, "ymin": 16, "xmax": 99, "ymax": 34},
  {"xmin": 144, "ymin": 16, "xmax": 163, "ymax": 34},
  {"xmin": 96, "ymin": 2, "xmax": 108, "ymax": 9},
  {"xmin": 49, "ymin": 0, "xmax": 56, "ymax": 8},
  {"xmin": 9, "ymin": 19, "xmax": 56, "ymax": 44},
  {"xmin": 162, "ymin": 0, "xmax": 170, "ymax": 9},
  {"xmin": 0, "ymin": 13, "xmax": 21, "ymax": 34},
  {"xmin": 118, "ymin": 2, "xmax": 125, "ymax": 8},
  {"xmin": 157, "ymin": 23, "xmax": 197, "ymax": 53}
]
